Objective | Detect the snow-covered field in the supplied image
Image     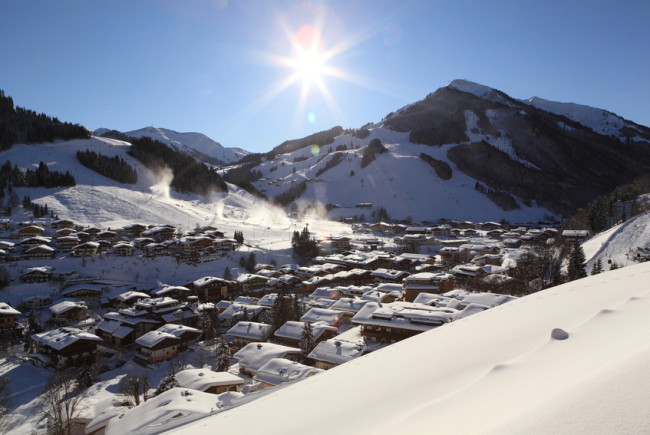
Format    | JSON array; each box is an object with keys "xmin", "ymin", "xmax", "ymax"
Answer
[{"xmin": 175, "ymin": 261, "xmax": 650, "ymax": 435}]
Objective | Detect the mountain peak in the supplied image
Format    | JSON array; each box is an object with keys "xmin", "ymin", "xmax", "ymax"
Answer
[{"xmin": 445, "ymin": 79, "xmax": 497, "ymax": 99}]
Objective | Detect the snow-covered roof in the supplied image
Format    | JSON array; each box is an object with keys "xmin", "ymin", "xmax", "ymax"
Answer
[
  {"xmin": 156, "ymin": 323, "xmax": 201, "ymax": 338},
  {"xmin": 104, "ymin": 388, "xmax": 245, "ymax": 435},
  {"xmin": 32, "ymin": 327, "xmax": 101, "ymax": 350},
  {"xmin": 0, "ymin": 302, "xmax": 20, "ymax": 316},
  {"xmin": 175, "ymin": 369, "xmax": 244, "ymax": 391},
  {"xmin": 49, "ymin": 300, "xmax": 86, "ymax": 314},
  {"xmin": 234, "ymin": 296, "xmax": 259, "ymax": 305},
  {"xmin": 226, "ymin": 321, "xmax": 273, "ymax": 341},
  {"xmin": 307, "ymin": 337, "xmax": 366, "ymax": 365},
  {"xmin": 135, "ymin": 330, "xmax": 178, "ymax": 348},
  {"xmin": 310, "ymin": 287, "xmax": 341, "ymax": 299},
  {"xmin": 219, "ymin": 303, "xmax": 265, "ymax": 320},
  {"xmin": 300, "ymin": 307, "xmax": 342, "ymax": 326},
  {"xmin": 233, "ymin": 342, "xmax": 301, "ymax": 374},
  {"xmin": 153, "ymin": 285, "xmax": 190, "ymax": 297},
  {"xmin": 352, "ymin": 302, "xmax": 456, "ymax": 331},
  {"xmin": 253, "ymin": 358, "xmax": 322, "ymax": 387},
  {"xmin": 329, "ymin": 297, "xmax": 369, "ymax": 314},
  {"xmin": 115, "ymin": 291, "xmax": 150, "ymax": 302},
  {"xmin": 274, "ymin": 321, "xmax": 337, "ymax": 341}
]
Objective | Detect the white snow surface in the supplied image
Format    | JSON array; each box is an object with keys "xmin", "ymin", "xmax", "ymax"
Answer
[
  {"xmin": 173, "ymin": 261, "xmax": 650, "ymax": 435},
  {"xmin": 125, "ymin": 126, "xmax": 249, "ymax": 164},
  {"xmin": 582, "ymin": 211, "xmax": 650, "ymax": 270},
  {"xmin": 523, "ymin": 96, "xmax": 647, "ymax": 141}
]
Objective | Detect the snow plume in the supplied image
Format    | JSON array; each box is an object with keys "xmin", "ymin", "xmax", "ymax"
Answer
[{"xmin": 150, "ymin": 165, "xmax": 174, "ymax": 199}]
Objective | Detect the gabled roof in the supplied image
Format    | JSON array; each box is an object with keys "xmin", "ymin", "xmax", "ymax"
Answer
[
  {"xmin": 49, "ymin": 300, "xmax": 86, "ymax": 314},
  {"xmin": 0, "ymin": 302, "xmax": 20, "ymax": 316},
  {"xmin": 33, "ymin": 327, "xmax": 101, "ymax": 350},
  {"xmin": 253, "ymin": 358, "xmax": 322, "ymax": 386},
  {"xmin": 226, "ymin": 321, "xmax": 272, "ymax": 340},
  {"xmin": 233, "ymin": 342, "xmax": 301, "ymax": 373},
  {"xmin": 135, "ymin": 330, "xmax": 178, "ymax": 348},
  {"xmin": 175, "ymin": 369, "xmax": 244, "ymax": 391},
  {"xmin": 274, "ymin": 321, "xmax": 337, "ymax": 341}
]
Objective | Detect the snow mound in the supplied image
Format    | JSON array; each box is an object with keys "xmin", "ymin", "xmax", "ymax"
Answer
[{"xmin": 173, "ymin": 262, "xmax": 650, "ymax": 435}]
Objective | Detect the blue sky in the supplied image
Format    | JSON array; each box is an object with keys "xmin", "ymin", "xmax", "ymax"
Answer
[{"xmin": 1, "ymin": 0, "xmax": 649, "ymax": 153}]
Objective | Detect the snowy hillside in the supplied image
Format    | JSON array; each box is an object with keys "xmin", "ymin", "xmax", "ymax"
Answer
[
  {"xmin": 175, "ymin": 261, "xmax": 650, "ymax": 434},
  {"xmin": 247, "ymin": 79, "xmax": 650, "ymax": 223},
  {"xmin": 124, "ymin": 127, "xmax": 249, "ymax": 164},
  {"xmin": 582, "ymin": 210, "xmax": 650, "ymax": 270},
  {"xmin": 523, "ymin": 97, "xmax": 650, "ymax": 142},
  {"xmin": 0, "ymin": 137, "xmax": 348, "ymax": 247},
  {"xmin": 251, "ymin": 126, "xmax": 556, "ymax": 223}
]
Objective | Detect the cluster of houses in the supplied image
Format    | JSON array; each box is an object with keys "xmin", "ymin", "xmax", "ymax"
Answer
[{"xmin": 0, "ymin": 219, "xmax": 237, "ymax": 263}]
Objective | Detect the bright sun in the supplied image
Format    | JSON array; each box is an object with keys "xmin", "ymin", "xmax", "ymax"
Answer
[{"xmin": 295, "ymin": 49, "xmax": 326, "ymax": 86}]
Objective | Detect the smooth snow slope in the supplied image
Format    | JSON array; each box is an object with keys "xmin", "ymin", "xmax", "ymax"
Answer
[
  {"xmin": 174, "ymin": 261, "xmax": 650, "ymax": 435},
  {"xmin": 582, "ymin": 211, "xmax": 650, "ymax": 270}
]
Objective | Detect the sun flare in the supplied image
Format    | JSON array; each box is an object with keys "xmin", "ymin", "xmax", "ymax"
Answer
[{"xmin": 295, "ymin": 49, "xmax": 326, "ymax": 86}]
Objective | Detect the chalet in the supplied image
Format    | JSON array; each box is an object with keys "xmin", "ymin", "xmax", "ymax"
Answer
[
  {"xmin": 371, "ymin": 268, "xmax": 410, "ymax": 284},
  {"xmin": 54, "ymin": 227, "xmax": 76, "ymax": 237},
  {"xmin": 132, "ymin": 237, "xmax": 155, "ymax": 249},
  {"xmin": 213, "ymin": 238, "xmax": 236, "ymax": 252},
  {"xmin": 307, "ymin": 326, "xmax": 378, "ymax": 370},
  {"xmin": 113, "ymin": 242, "xmax": 134, "ymax": 256},
  {"xmin": 175, "ymin": 369, "xmax": 244, "ymax": 394},
  {"xmin": 303, "ymin": 268, "xmax": 373, "ymax": 292},
  {"xmin": 22, "ymin": 295, "xmax": 53, "ymax": 310},
  {"xmin": 257, "ymin": 293, "xmax": 279, "ymax": 309},
  {"xmin": 450, "ymin": 264, "xmax": 487, "ymax": 288},
  {"xmin": 31, "ymin": 327, "xmax": 102, "ymax": 367},
  {"xmin": 24, "ymin": 244, "xmax": 55, "ymax": 260},
  {"xmin": 121, "ymin": 223, "xmax": 147, "ymax": 238},
  {"xmin": 329, "ymin": 298, "xmax": 370, "ymax": 319},
  {"xmin": 144, "ymin": 242, "xmax": 171, "ymax": 256},
  {"xmin": 18, "ymin": 236, "xmax": 52, "ymax": 251},
  {"xmin": 236, "ymin": 274, "xmax": 270, "ymax": 294},
  {"xmin": 233, "ymin": 342, "xmax": 302, "ymax": 377},
  {"xmin": 361, "ymin": 288, "xmax": 403, "ymax": 304},
  {"xmin": 51, "ymin": 219, "xmax": 75, "ymax": 229},
  {"xmin": 55, "ymin": 235, "xmax": 80, "ymax": 252},
  {"xmin": 111, "ymin": 291, "xmax": 150, "ymax": 308},
  {"xmin": 431, "ymin": 225, "xmax": 452, "ymax": 236},
  {"xmin": 479, "ymin": 222, "xmax": 502, "ymax": 231},
  {"xmin": 142, "ymin": 225, "xmax": 176, "ymax": 242},
  {"xmin": 161, "ymin": 307, "xmax": 200, "ymax": 327},
  {"xmin": 156, "ymin": 323, "xmax": 201, "ymax": 350},
  {"xmin": 190, "ymin": 276, "xmax": 234, "ymax": 302},
  {"xmin": 274, "ymin": 321, "xmax": 337, "ymax": 347},
  {"xmin": 153, "ymin": 285, "xmax": 191, "ymax": 301},
  {"xmin": 226, "ymin": 321, "xmax": 273, "ymax": 349},
  {"xmin": 219, "ymin": 303, "xmax": 266, "ymax": 327},
  {"xmin": 0, "ymin": 303, "xmax": 21, "ymax": 337},
  {"xmin": 439, "ymin": 247, "xmax": 469, "ymax": 265},
  {"xmin": 179, "ymin": 236, "xmax": 215, "ymax": 256},
  {"xmin": 75, "ymin": 231, "xmax": 90, "ymax": 242},
  {"xmin": 0, "ymin": 240, "xmax": 15, "ymax": 252},
  {"xmin": 13, "ymin": 225, "xmax": 45, "ymax": 239},
  {"xmin": 253, "ymin": 358, "xmax": 322, "ymax": 389},
  {"xmin": 20, "ymin": 266, "xmax": 52, "ymax": 283},
  {"xmin": 95, "ymin": 319, "xmax": 136, "ymax": 349},
  {"xmin": 135, "ymin": 297, "xmax": 185, "ymax": 318},
  {"xmin": 300, "ymin": 307, "xmax": 345, "ymax": 331},
  {"xmin": 50, "ymin": 301, "xmax": 88, "ymax": 324},
  {"xmin": 562, "ymin": 230, "xmax": 591, "ymax": 242},
  {"xmin": 402, "ymin": 272, "xmax": 455, "ymax": 302},
  {"xmin": 352, "ymin": 301, "xmax": 456, "ymax": 344},
  {"xmin": 71, "ymin": 241, "xmax": 99, "ymax": 257},
  {"xmin": 84, "ymin": 227, "xmax": 102, "ymax": 238},
  {"xmin": 103, "ymin": 311, "xmax": 161, "ymax": 340},
  {"xmin": 135, "ymin": 330, "xmax": 181, "ymax": 364},
  {"xmin": 61, "ymin": 283, "xmax": 103, "ymax": 303},
  {"xmin": 309, "ymin": 287, "xmax": 342, "ymax": 300}
]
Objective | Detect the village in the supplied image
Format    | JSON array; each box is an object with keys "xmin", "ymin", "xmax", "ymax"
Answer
[{"xmin": 0, "ymin": 211, "xmax": 630, "ymax": 434}]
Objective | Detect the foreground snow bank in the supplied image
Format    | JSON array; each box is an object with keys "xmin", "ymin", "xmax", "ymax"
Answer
[{"xmin": 173, "ymin": 262, "xmax": 650, "ymax": 434}]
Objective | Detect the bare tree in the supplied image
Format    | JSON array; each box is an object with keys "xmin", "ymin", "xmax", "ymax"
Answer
[
  {"xmin": 117, "ymin": 371, "xmax": 151, "ymax": 408},
  {"xmin": 43, "ymin": 371, "xmax": 87, "ymax": 435},
  {"xmin": 0, "ymin": 376, "xmax": 13, "ymax": 433}
]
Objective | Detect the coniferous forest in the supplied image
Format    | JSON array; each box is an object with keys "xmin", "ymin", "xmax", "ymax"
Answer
[
  {"xmin": 127, "ymin": 136, "xmax": 228, "ymax": 195},
  {"xmin": 76, "ymin": 149, "xmax": 138, "ymax": 184},
  {"xmin": 0, "ymin": 160, "xmax": 76, "ymax": 188},
  {"xmin": 0, "ymin": 90, "xmax": 89, "ymax": 150}
]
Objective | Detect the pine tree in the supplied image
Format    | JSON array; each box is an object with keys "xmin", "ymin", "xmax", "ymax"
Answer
[
  {"xmin": 223, "ymin": 266, "xmax": 232, "ymax": 281},
  {"xmin": 270, "ymin": 292, "xmax": 288, "ymax": 333},
  {"xmin": 154, "ymin": 371, "xmax": 179, "ymax": 397},
  {"xmin": 214, "ymin": 336, "xmax": 231, "ymax": 372},
  {"xmin": 567, "ymin": 241, "xmax": 587, "ymax": 281},
  {"xmin": 299, "ymin": 321, "xmax": 316, "ymax": 359},
  {"xmin": 591, "ymin": 258, "xmax": 603, "ymax": 275}
]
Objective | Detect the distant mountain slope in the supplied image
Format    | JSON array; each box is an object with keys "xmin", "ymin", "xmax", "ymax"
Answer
[
  {"xmin": 244, "ymin": 80, "xmax": 650, "ymax": 222},
  {"xmin": 175, "ymin": 261, "xmax": 650, "ymax": 435},
  {"xmin": 96, "ymin": 127, "xmax": 249, "ymax": 165}
]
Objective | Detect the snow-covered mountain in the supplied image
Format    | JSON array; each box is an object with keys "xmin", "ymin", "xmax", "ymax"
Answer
[
  {"xmin": 96, "ymin": 127, "xmax": 249, "ymax": 165},
  {"xmin": 244, "ymin": 80, "xmax": 650, "ymax": 223},
  {"xmin": 174, "ymin": 261, "xmax": 650, "ymax": 434}
]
